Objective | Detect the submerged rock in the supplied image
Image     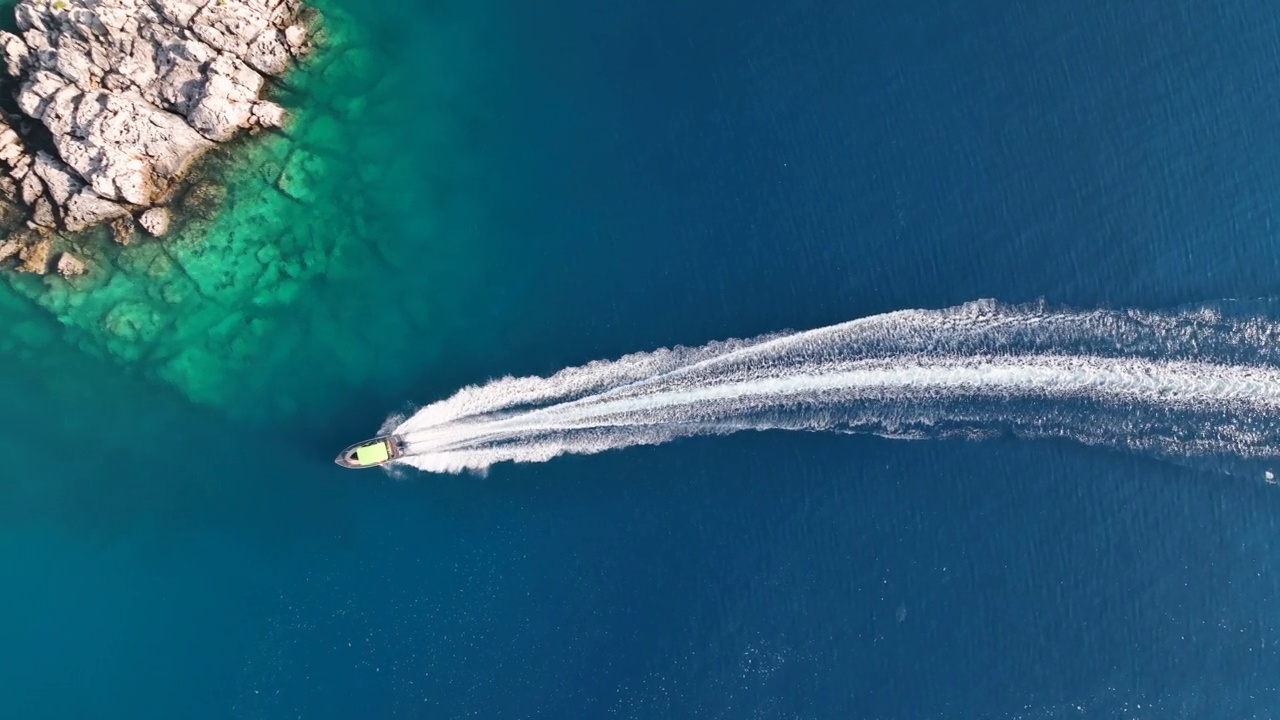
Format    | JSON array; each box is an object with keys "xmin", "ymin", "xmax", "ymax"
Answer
[
  {"xmin": 180, "ymin": 180, "xmax": 228, "ymax": 218},
  {"xmin": 112, "ymin": 216, "xmax": 136, "ymax": 245},
  {"xmin": 276, "ymin": 146, "xmax": 322, "ymax": 203},
  {"xmin": 0, "ymin": 0, "xmax": 314, "ymax": 244},
  {"xmin": 15, "ymin": 231, "xmax": 51, "ymax": 273}
]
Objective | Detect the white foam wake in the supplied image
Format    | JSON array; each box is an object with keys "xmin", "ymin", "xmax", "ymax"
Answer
[{"xmin": 389, "ymin": 300, "xmax": 1280, "ymax": 476}]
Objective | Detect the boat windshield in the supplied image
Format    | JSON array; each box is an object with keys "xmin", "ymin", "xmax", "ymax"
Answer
[{"xmin": 355, "ymin": 441, "xmax": 390, "ymax": 465}]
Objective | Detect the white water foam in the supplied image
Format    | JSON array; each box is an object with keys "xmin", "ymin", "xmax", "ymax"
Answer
[{"xmin": 389, "ymin": 300, "xmax": 1280, "ymax": 477}]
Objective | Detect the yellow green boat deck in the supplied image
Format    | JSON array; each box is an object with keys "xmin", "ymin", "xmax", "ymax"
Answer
[{"xmin": 335, "ymin": 435, "xmax": 403, "ymax": 469}]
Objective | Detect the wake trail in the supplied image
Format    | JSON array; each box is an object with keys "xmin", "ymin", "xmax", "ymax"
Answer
[{"xmin": 386, "ymin": 300, "xmax": 1280, "ymax": 478}]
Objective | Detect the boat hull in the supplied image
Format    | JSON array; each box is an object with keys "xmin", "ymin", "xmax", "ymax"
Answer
[{"xmin": 335, "ymin": 434, "xmax": 404, "ymax": 469}]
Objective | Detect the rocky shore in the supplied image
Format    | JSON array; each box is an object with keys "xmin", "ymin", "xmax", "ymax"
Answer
[{"xmin": 0, "ymin": 0, "xmax": 314, "ymax": 274}]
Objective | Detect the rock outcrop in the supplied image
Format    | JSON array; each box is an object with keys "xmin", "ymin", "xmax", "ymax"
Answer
[
  {"xmin": 56, "ymin": 251, "xmax": 85, "ymax": 276},
  {"xmin": 139, "ymin": 207, "xmax": 170, "ymax": 237},
  {"xmin": 0, "ymin": 237, "xmax": 20, "ymax": 262},
  {"xmin": 0, "ymin": 0, "xmax": 314, "ymax": 269}
]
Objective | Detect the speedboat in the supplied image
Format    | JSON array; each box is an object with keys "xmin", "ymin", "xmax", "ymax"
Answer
[{"xmin": 335, "ymin": 434, "xmax": 404, "ymax": 469}]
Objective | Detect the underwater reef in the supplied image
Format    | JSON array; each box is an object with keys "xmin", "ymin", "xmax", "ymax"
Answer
[{"xmin": 0, "ymin": 0, "xmax": 316, "ymax": 274}]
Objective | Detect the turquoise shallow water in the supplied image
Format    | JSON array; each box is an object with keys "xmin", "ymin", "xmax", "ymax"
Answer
[{"xmin": 8, "ymin": 0, "xmax": 1280, "ymax": 717}]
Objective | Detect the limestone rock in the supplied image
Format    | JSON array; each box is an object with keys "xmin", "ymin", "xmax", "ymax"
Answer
[
  {"xmin": 19, "ymin": 174, "xmax": 42, "ymax": 205},
  {"xmin": 42, "ymin": 88, "xmax": 214, "ymax": 203},
  {"xmin": 33, "ymin": 151, "xmax": 83, "ymax": 205},
  {"xmin": 245, "ymin": 28, "xmax": 292, "ymax": 75},
  {"xmin": 251, "ymin": 101, "xmax": 287, "ymax": 129},
  {"xmin": 64, "ymin": 190, "xmax": 129, "ymax": 232},
  {"xmin": 0, "ymin": 239, "xmax": 21, "ymax": 262},
  {"xmin": 56, "ymin": 252, "xmax": 86, "ymax": 276},
  {"xmin": 190, "ymin": 0, "xmax": 274, "ymax": 58},
  {"xmin": 187, "ymin": 53, "xmax": 270, "ymax": 141},
  {"xmin": 0, "ymin": 0, "xmax": 315, "ymax": 241},
  {"xmin": 0, "ymin": 117, "xmax": 34, "ymax": 210},
  {"xmin": 0, "ymin": 32, "xmax": 29, "ymax": 77},
  {"xmin": 0, "ymin": 119, "xmax": 28, "ymax": 172},
  {"xmin": 284, "ymin": 24, "xmax": 307, "ymax": 52},
  {"xmin": 139, "ymin": 207, "xmax": 171, "ymax": 236},
  {"xmin": 152, "ymin": 0, "xmax": 203, "ymax": 27},
  {"xmin": 31, "ymin": 196, "xmax": 55, "ymax": 227}
]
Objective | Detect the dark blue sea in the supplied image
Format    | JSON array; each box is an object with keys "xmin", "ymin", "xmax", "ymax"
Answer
[{"xmin": 6, "ymin": 0, "xmax": 1280, "ymax": 717}]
